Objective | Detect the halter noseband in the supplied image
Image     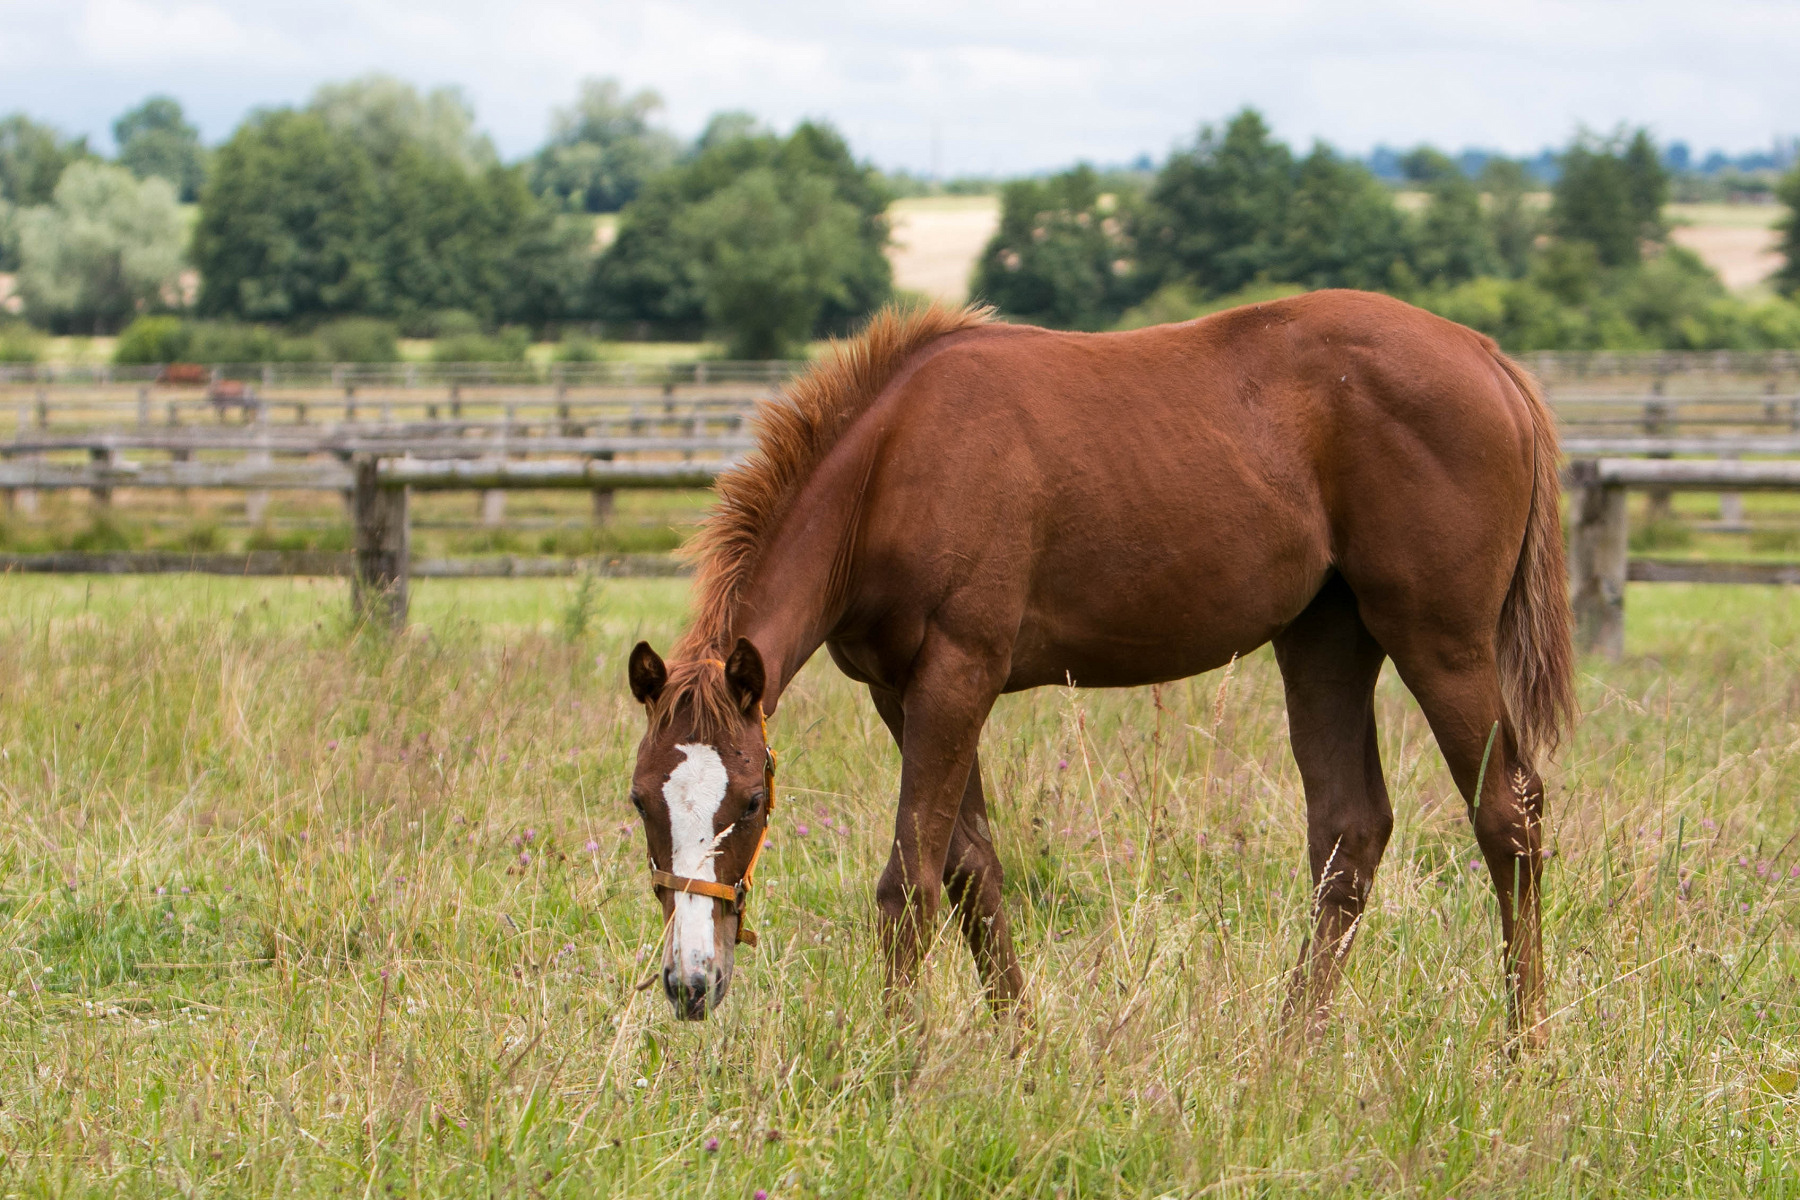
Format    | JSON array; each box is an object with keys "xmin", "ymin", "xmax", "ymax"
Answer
[{"xmin": 646, "ymin": 667, "xmax": 777, "ymax": 947}]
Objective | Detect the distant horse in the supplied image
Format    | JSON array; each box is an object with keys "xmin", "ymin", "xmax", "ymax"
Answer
[{"xmin": 625, "ymin": 292, "xmax": 1574, "ymax": 1043}]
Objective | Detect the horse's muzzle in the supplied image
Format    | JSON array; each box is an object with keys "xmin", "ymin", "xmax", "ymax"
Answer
[{"xmin": 663, "ymin": 967, "xmax": 725, "ymax": 1020}]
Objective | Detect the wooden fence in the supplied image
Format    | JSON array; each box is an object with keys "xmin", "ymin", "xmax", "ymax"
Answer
[
  {"xmin": 1565, "ymin": 457, "xmax": 1800, "ymax": 658},
  {"xmin": 7, "ymin": 357, "xmax": 1800, "ymax": 644}
]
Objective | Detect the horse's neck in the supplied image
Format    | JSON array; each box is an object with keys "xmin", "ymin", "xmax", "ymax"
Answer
[{"xmin": 729, "ymin": 452, "xmax": 866, "ymax": 712}]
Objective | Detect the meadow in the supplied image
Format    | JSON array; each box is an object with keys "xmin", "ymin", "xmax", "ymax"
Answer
[{"xmin": 0, "ymin": 573, "xmax": 1797, "ymax": 1196}]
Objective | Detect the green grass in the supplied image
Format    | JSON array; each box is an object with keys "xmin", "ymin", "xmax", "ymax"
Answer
[{"xmin": 0, "ymin": 576, "xmax": 1798, "ymax": 1195}]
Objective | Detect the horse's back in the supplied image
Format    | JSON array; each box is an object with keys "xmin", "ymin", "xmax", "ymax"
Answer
[{"xmin": 852, "ymin": 291, "xmax": 1540, "ymax": 688}]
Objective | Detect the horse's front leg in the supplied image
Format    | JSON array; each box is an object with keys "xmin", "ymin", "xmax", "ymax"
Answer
[
  {"xmin": 875, "ymin": 634, "xmax": 1004, "ymax": 1007},
  {"xmin": 871, "ymin": 683, "xmax": 1024, "ymax": 1013}
]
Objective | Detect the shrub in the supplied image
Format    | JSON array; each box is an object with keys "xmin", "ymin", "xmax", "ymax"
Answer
[
  {"xmin": 555, "ymin": 331, "xmax": 602, "ymax": 362},
  {"xmin": 69, "ymin": 515, "xmax": 136, "ymax": 553},
  {"xmin": 0, "ymin": 320, "xmax": 45, "ymax": 363},
  {"xmin": 315, "ymin": 317, "xmax": 399, "ymax": 362},
  {"xmin": 114, "ymin": 315, "xmax": 189, "ymax": 364},
  {"xmin": 432, "ymin": 327, "xmax": 530, "ymax": 363},
  {"xmin": 184, "ymin": 322, "xmax": 321, "ymax": 364}
]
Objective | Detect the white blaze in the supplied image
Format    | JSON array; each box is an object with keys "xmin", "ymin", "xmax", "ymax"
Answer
[{"xmin": 663, "ymin": 743, "xmax": 730, "ymax": 977}]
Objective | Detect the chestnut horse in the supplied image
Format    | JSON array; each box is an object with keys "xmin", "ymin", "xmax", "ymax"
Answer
[{"xmin": 626, "ymin": 291, "xmax": 1574, "ymax": 1041}]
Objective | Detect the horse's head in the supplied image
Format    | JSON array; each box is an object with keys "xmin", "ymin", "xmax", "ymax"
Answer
[{"xmin": 626, "ymin": 637, "xmax": 772, "ymax": 1021}]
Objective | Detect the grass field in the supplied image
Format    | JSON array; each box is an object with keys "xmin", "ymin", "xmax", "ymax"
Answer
[{"xmin": 1, "ymin": 575, "xmax": 1798, "ymax": 1196}]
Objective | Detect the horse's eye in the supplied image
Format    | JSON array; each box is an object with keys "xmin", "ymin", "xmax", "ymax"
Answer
[
  {"xmin": 629, "ymin": 790, "xmax": 646, "ymax": 814},
  {"xmin": 744, "ymin": 789, "xmax": 766, "ymax": 818}
]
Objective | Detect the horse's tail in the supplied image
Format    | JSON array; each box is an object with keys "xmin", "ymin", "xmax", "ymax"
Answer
[{"xmin": 1491, "ymin": 351, "xmax": 1576, "ymax": 764}]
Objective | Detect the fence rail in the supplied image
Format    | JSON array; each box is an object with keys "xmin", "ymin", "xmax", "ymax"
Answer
[
  {"xmin": 0, "ymin": 360, "xmax": 797, "ymax": 388},
  {"xmin": 6, "ymin": 349, "xmax": 1800, "ymax": 388},
  {"xmin": 7, "ymin": 356, "xmax": 1800, "ymax": 644},
  {"xmin": 1564, "ymin": 457, "xmax": 1800, "ymax": 658}
]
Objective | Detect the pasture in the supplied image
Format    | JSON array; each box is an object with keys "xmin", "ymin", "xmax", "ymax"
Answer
[{"xmin": 0, "ymin": 574, "xmax": 1797, "ymax": 1196}]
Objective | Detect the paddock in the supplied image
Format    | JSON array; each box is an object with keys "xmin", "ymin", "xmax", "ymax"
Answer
[{"xmin": 0, "ymin": 563, "xmax": 1794, "ymax": 1195}]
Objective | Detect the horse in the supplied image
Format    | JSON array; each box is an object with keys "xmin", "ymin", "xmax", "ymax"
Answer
[{"xmin": 625, "ymin": 290, "xmax": 1574, "ymax": 1042}]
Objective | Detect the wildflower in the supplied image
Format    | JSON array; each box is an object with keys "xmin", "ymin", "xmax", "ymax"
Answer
[
  {"xmin": 155, "ymin": 885, "xmax": 166, "ymax": 895},
  {"xmin": 797, "ymin": 824, "xmax": 809, "ymax": 837},
  {"xmin": 705, "ymin": 1137, "xmax": 720, "ymax": 1152},
  {"xmin": 524, "ymin": 828, "xmax": 536, "ymax": 843},
  {"xmin": 327, "ymin": 740, "xmax": 338, "ymax": 751},
  {"xmin": 585, "ymin": 840, "xmax": 600, "ymax": 853},
  {"xmin": 180, "ymin": 886, "xmax": 191, "ymax": 894},
  {"xmin": 519, "ymin": 852, "xmax": 532, "ymax": 867},
  {"xmin": 1058, "ymin": 759, "xmax": 1069, "ymax": 770},
  {"xmin": 823, "ymin": 817, "xmax": 834, "ymax": 829},
  {"xmin": 755, "ymin": 1192, "xmax": 768, "ymax": 1200},
  {"xmin": 1702, "ymin": 818, "xmax": 1716, "ymax": 831}
]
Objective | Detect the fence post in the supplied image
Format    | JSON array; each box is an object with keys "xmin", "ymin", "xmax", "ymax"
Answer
[
  {"xmin": 352, "ymin": 456, "xmax": 409, "ymax": 630},
  {"xmin": 245, "ymin": 395, "xmax": 271, "ymax": 525},
  {"xmin": 12, "ymin": 401, "xmax": 36, "ymax": 516},
  {"xmin": 1718, "ymin": 451, "xmax": 1745, "ymax": 530},
  {"xmin": 89, "ymin": 445, "xmax": 117, "ymax": 508},
  {"xmin": 1568, "ymin": 460, "xmax": 1628, "ymax": 659},
  {"xmin": 1643, "ymin": 378, "xmax": 1672, "ymax": 524},
  {"xmin": 480, "ymin": 403, "xmax": 511, "ymax": 527}
]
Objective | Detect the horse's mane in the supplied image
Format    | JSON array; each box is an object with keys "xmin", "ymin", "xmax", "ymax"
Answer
[{"xmin": 652, "ymin": 301, "xmax": 993, "ymax": 736}]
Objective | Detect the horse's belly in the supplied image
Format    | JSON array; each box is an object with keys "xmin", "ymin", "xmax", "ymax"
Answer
[{"xmin": 1004, "ymin": 525, "xmax": 1329, "ymax": 690}]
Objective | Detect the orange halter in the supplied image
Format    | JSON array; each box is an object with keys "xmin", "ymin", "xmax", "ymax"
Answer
[{"xmin": 647, "ymin": 665, "xmax": 777, "ymax": 947}]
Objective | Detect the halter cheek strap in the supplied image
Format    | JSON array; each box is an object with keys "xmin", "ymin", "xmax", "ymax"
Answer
[{"xmin": 648, "ymin": 686, "xmax": 777, "ymax": 948}]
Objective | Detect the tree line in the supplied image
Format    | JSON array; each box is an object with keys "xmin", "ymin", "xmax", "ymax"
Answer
[
  {"xmin": 2, "ymin": 82, "xmax": 1800, "ymax": 360},
  {"xmin": 976, "ymin": 110, "xmax": 1800, "ymax": 351},
  {"xmin": 0, "ymin": 77, "xmax": 894, "ymax": 360}
]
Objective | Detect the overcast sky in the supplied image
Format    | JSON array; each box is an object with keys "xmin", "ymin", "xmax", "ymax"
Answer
[{"xmin": 3, "ymin": 0, "xmax": 1797, "ymax": 175}]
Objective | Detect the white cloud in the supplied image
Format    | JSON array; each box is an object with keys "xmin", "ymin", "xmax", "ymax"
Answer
[
  {"xmin": 0, "ymin": 0, "xmax": 1793, "ymax": 169},
  {"xmin": 74, "ymin": 0, "xmax": 278, "ymax": 65}
]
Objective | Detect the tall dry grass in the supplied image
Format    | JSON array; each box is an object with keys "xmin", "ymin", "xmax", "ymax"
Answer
[{"xmin": 0, "ymin": 575, "xmax": 1795, "ymax": 1196}]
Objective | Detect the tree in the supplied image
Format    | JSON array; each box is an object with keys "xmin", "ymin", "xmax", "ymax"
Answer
[
  {"xmin": 193, "ymin": 110, "xmax": 380, "ymax": 319},
  {"xmin": 529, "ymin": 79, "xmax": 680, "ymax": 213},
  {"xmin": 1279, "ymin": 146, "xmax": 1412, "ymax": 291},
  {"xmin": 593, "ymin": 120, "xmax": 891, "ymax": 350},
  {"xmin": 1480, "ymin": 159, "xmax": 1539, "ymax": 278},
  {"xmin": 1135, "ymin": 114, "xmax": 1408, "ymax": 300},
  {"xmin": 1775, "ymin": 163, "xmax": 1800, "ymax": 297},
  {"xmin": 0, "ymin": 114, "xmax": 90, "ymax": 206},
  {"xmin": 308, "ymin": 76, "xmax": 495, "ymax": 170},
  {"xmin": 15, "ymin": 161, "xmax": 185, "ymax": 332},
  {"xmin": 1134, "ymin": 108, "xmax": 1293, "ymax": 295},
  {"xmin": 1401, "ymin": 156, "xmax": 1499, "ymax": 288},
  {"xmin": 114, "ymin": 96, "xmax": 208, "ymax": 201},
  {"xmin": 676, "ymin": 169, "xmax": 865, "ymax": 358},
  {"xmin": 971, "ymin": 165, "xmax": 1137, "ymax": 329},
  {"xmin": 1551, "ymin": 129, "xmax": 1667, "ymax": 268},
  {"xmin": 196, "ymin": 100, "xmax": 588, "ymax": 324}
]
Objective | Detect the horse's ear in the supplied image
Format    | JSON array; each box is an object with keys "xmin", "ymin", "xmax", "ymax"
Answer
[
  {"xmin": 724, "ymin": 637, "xmax": 765, "ymax": 714},
  {"xmin": 628, "ymin": 642, "xmax": 667, "ymax": 705}
]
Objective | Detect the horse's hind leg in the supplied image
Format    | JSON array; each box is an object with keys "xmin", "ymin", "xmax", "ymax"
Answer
[
  {"xmin": 870, "ymin": 687, "xmax": 1025, "ymax": 1012},
  {"xmin": 1272, "ymin": 575, "xmax": 1392, "ymax": 1038},
  {"xmin": 1379, "ymin": 628, "xmax": 1548, "ymax": 1048}
]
